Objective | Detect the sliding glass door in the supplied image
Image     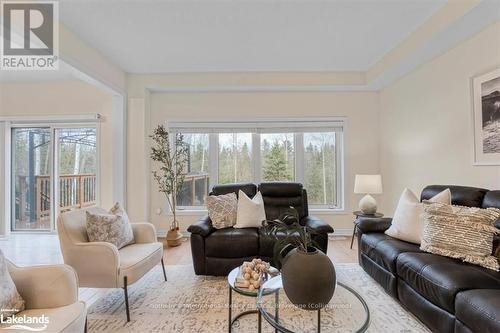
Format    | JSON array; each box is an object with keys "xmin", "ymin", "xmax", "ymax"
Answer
[
  {"xmin": 57, "ymin": 128, "xmax": 98, "ymax": 214},
  {"xmin": 12, "ymin": 128, "xmax": 52, "ymax": 231},
  {"xmin": 11, "ymin": 126, "xmax": 98, "ymax": 232}
]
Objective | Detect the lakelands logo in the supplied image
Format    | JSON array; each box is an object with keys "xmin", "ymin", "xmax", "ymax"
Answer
[
  {"xmin": 0, "ymin": 313, "xmax": 49, "ymax": 331},
  {"xmin": 1, "ymin": 1, "xmax": 59, "ymax": 70}
]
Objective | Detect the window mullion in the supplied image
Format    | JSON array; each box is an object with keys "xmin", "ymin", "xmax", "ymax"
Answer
[
  {"xmin": 295, "ymin": 133, "xmax": 304, "ymax": 184},
  {"xmin": 252, "ymin": 133, "xmax": 261, "ymax": 183},
  {"xmin": 209, "ymin": 133, "xmax": 218, "ymax": 190},
  {"xmin": 51, "ymin": 128, "xmax": 58, "ymax": 231},
  {"xmin": 335, "ymin": 131, "xmax": 344, "ymax": 210}
]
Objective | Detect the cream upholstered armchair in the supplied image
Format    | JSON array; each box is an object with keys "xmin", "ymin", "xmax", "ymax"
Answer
[
  {"xmin": 57, "ymin": 207, "xmax": 166, "ymax": 322},
  {"xmin": 1, "ymin": 261, "xmax": 86, "ymax": 333}
]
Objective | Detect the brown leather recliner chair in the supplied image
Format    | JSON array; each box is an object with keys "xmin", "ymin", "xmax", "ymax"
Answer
[{"xmin": 188, "ymin": 182, "xmax": 334, "ymax": 276}]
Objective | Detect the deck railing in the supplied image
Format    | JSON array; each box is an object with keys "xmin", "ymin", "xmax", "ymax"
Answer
[
  {"xmin": 176, "ymin": 173, "xmax": 210, "ymax": 206},
  {"xmin": 18, "ymin": 174, "xmax": 97, "ymax": 221},
  {"xmin": 16, "ymin": 172, "xmax": 206, "ymax": 223}
]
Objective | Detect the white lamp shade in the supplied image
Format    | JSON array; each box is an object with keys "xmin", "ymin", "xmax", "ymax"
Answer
[{"xmin": 354, "ymin": 174, "xmax": 383, "ymax": 194}]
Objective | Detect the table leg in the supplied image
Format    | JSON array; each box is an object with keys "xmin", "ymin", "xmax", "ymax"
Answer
[
  {"xmin": 350, "ymin": 225, "xmax": 356, "ymax": 249},
  {"xmin": 275, "ymin": 290, "xmax": 279, "ymax": 333},
  {"xmin": 228, "ymin": 287, "xmax": 232, "ymax": 333},
  {"xmin": 317, "ymin": 309, "xmax": 321, "ymax": 333},
  {"xmin": 258, "ymin": 310, "xmax": 262, "ymax": 333}
]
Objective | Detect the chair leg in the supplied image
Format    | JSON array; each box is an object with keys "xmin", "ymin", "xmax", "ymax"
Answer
[
  {"xmin": 123, "ymin": 276, "xmax": 130, "ymax": 322},
  {"xmin": 161, "ymin": 257, "xmax": 167, "ymax": 281},
  {"xmin": 350, "ymin": 226, "xmax": 356, "ymax": 249},
  {"xmin": 84, "ymin": 317, "xmax": 88, "ymax": 333}
]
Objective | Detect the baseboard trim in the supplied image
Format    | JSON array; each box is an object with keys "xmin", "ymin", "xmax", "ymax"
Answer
[
  {"xmin": 158, "ymin": 229, "xmax": 353, "ymax": 238},
  {"xmin": 331, "ymin": 228, "xmax": 353, "ymax": 237},
  {"xmin": 156, "ymin": 229, "xmax": 190, "ymax": 238}
]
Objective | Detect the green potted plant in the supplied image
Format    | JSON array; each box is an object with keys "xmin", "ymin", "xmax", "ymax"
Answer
[
  {"xmin": 262, "ymin": 208, "xmax": 336, "ymax": 310},
  {"xmin": 150, "ymin": 125, "xmax": 189, "ymax": 247}
]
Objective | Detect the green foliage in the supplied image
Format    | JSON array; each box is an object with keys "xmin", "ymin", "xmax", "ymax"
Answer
[
  {"xmin": 150, "ymin": 125, "xmax": 189, "ymax": 229},
  {"xmin": 304, "ymin": 134, "xmax": 336, "ymax": 205},
  {"xmin": 261, "ymin": 208, "xmax": 320, "ymax": 269},
  {"xmin": 218, "ymin": 141, "xmax": 252, "ymax": 184},
  {"xmin": 13, "ymin": 129, "xmax": 96, "ymax": 177},
  {"xmin": 262, "ymin": 141, "xmax": 293, "ymax": 181}
]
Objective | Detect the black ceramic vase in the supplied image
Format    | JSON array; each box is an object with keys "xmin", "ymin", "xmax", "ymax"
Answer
[{"xmin": 281, "ymin": 247, "xmax": 336, "ymax": 310}]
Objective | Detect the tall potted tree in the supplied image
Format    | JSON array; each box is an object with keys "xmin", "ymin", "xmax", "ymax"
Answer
[{"xmin": 150, "ymin": 125, "xmax": 189, "ymax": 247}]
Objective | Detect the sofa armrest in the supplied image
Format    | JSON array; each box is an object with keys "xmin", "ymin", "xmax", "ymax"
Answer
[
  {"xmin": 131, "ymin": 222, "xmax": 157, "ymax": 243},
  {"xmin": 187, "ymin": 215, "xmax": 214, "ymax": 237},
  {"xmin": 8, "ymin": 262, "xmax": 79, "ymax": 310},
  {"xmin": 301, "ymin": 216, "xmax": 334, "ymax": 234},
  {"xmin": 66, "ymin": 242, "xmax": 120, "ymax": 288},
  {"xmin": 356, "ymin": 217, "xmax": 392, "ymax": 233}
]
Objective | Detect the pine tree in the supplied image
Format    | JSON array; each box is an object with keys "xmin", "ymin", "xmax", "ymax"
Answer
[
  {"xmin": 263, "ymin": 142, "xmax": 292, "ymax": 181},
  {"xmin": 238, "ymin": 142, "xmax": 252, "ymax": 182}
]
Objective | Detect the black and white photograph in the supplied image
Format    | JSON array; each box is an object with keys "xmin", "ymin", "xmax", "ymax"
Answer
[
  {"xmin": 481, "ymin": 76, "xmax": 500, "ymax": 153},
  {"xmin": 472, "ymin": 68, "xmax": 500, "ymax": 165}
]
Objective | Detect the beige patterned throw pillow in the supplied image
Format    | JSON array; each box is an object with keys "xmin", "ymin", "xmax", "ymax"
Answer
[
  {"xmin": 0, "ymin": 250, "xmax": 25, "ymax": 318},
  {"xmin": 207, "ymin": 193, "xmax": 238, "ymax": 229},
  {"xmin": 422, "ymin": 202, "xmax": 500, "ymax": 271},
  {"xmin": 86, "ymin": 203, "xmax": 135, "ymax": 249}
]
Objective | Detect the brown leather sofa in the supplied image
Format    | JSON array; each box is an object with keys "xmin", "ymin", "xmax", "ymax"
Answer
[
  {"xmin": 188, "ymin": 182, "xmax": 334, "ymax": 276},
  {"xmin": 357, "ymin": 185, "xmax": 500, "ymax": 333}
]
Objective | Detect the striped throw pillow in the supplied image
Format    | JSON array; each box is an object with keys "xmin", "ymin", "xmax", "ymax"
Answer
[{"xmin": 421, "ymin": 202, "xmax": 500, "ymax": 271}]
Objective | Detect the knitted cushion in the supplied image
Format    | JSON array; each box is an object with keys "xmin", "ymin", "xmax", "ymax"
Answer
[
  {"xmin": 421, "ymin": 202, "xmax": 500, "ymax": 271},
  {"xmin": 207, "ymin": 193, "xmax": 238, "ymax": 229}
]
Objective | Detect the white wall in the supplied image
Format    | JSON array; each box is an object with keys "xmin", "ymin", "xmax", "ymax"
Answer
[
  {"xmin": 379, "ymin": 21, "xmax": 500, "ymax": 214},
  {"xmin": 0, "ymin": 80, "xmax": 116, "ymax": 215},
  {"xmin": 60, "ymin": 24, "xmax": 126, "ymax": 94},
  {"xmin": 129, "ymin": 90, "xmax": 380, "ymax": 234}
]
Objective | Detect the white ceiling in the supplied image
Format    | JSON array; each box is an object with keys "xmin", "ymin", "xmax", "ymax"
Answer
[{"xmin": 59, "ymin": 0, "xmax": 447, "ymax": 74}]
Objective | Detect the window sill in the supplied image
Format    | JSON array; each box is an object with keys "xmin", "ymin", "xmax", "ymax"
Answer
[
  {"xmin": 167, "ymin": 209, "xmax": 207, "ymax": 216},
  {"xmin": 309, "ymin": 208, "xmax": 347, "ymax": 215},
  {"xmin": 168, "ymin": 208, "xmax": 347, "ymax": 216}
]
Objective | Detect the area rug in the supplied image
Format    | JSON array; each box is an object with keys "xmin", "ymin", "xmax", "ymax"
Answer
[{"xmin": 87, "ymin": 264, "xmax": 431, "ymax": 333}]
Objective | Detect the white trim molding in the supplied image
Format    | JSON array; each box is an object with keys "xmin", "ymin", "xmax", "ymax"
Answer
[{"xmin": 0, "ymin": 114, "xmax": 102, "ymax": 123}]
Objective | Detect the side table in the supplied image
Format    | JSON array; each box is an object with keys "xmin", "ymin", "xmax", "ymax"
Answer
[
  {"xmin": 227, "ymin": 266, "xmax": 278, "ymax": 333},
  {"xmin": 350, "ymin": 211, "xmax": 383, "ymax": 249}
]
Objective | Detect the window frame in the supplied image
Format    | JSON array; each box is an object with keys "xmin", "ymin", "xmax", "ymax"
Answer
[
  {"xmin": 169, "ymin": 118, "xmax": 345, "ymax": 213},
  {"xmin": 9, "ymin": 122, "xmax": 101, "ymax": 232}
]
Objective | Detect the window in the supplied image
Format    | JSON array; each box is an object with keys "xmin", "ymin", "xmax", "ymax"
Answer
[
  {"xmin": 11, "ymin": 126, "xmax": 98, "ymax": 231},
  {"xmin": 169, "ymin": 119, "xmax": 344, "ymax": 211},
  {"xmin": 304, "ymin": 132, "xmax": 337, "ymax": 206},
  {"xmin": 57, "ymin": 128, "xmax": 98, "ymax": 213},
  {"xmin": 261, "ymin": 133, "xmax": 294, "ymax": 181},
  {"xmin": 218, "ymin": 133, "xmax": 252, "ymax": 184},
  {"xmin": 176, "ymin": 133, "xmax": 209, "ymax": 207},
  {"xmin": 12, "ymin": 128, "xmax": 52, "ymax": 230}
]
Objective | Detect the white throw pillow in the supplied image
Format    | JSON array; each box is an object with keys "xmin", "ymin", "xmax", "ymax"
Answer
[
  {"xmin": 385, "ymin": 188, "xmax": 451, "ymax": 244},
  {"xmin": 234, "ymin": 190, "xmax": 267, "ymax": 228}
]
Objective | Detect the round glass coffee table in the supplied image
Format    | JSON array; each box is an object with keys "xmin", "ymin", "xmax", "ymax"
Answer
[
  {"xmin": 257, "ymin": 276, "xmax": 370, "ymax": 333},
  {"xmin": 227, "ymin": 266, "xmax": 279, "ymax": 333}
]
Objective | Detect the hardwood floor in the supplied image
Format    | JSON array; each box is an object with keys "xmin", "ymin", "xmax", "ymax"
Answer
[{"xmin": 0, "ymin": 233, "xmax": 358, "ymax": 307}]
